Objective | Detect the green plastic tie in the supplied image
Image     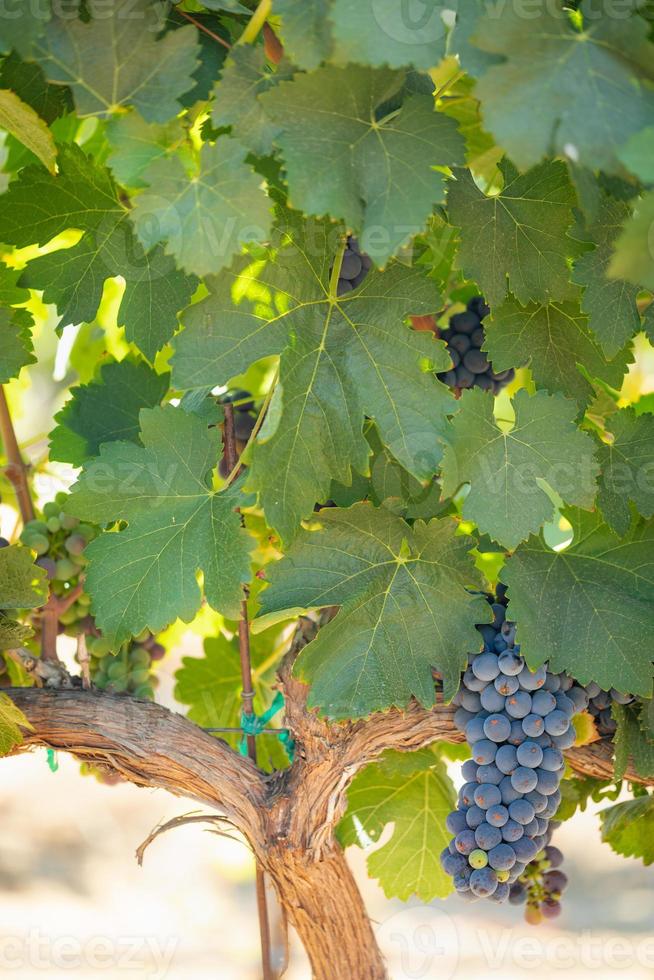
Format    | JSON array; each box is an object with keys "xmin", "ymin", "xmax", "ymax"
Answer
[
  {"xmin": 239, "ymin": 690, "xmax": 295, "ymax": 762},
  {"xmin": 46, "ymin": 748, "xmax": 59, "ymax": 773}
]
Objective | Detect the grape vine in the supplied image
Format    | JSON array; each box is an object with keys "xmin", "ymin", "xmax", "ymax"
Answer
[{"xmin": 0, "ymin": 1, "xmax": 652, "ymax": 976}]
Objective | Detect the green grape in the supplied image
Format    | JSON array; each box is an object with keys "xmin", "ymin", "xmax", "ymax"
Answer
[
  {"xmin": 130, "ymin": 668, "xmax": 151, "ymax": 685},
  {"xmin": 78, "ymin": 592, "xmax": 92, "ymax": 608},
  {"xmin": 46, "ymin": 516, "xmax": 61, "ymax": 533},
  {"xmin": 107, "ymin": 676, "xmax": 129, "ymax": 693},
  {"xmin": 55, "ymin": 491, "xmax": 68, "ymax": 507},
  {"xmin": 60, "ymin": 513, "xmax": 79, "ymax": 531},
  {"xmin": 43, "ymin": 501, "xmax": 60, "ymax": 519},
  {"xmin": 133, "ymin": 683, "xmax": 154, "ymax": 700},
  {"xmin": 77, "ymin": 524, "xmax": 97, "ymax": 542},
  {"xmin": 59, "ymin": 606, "xmax": 80, "ymax": 626},
  {"xmin": 24, "ymin": 519, "xmax": 49, "ymax": 536},
  {"xmin": 106, "ymin": 659, "xmax": 128, "ymax": 680},
  {"xmin": 55, "ymin": 557, "xmax": 78, "ymax": 580},
  {"xmin": 93, "ymin": 636, "xmax": 113, "ymax": 656},
  {"xmin": 129, "ymin": 647, "xmax": 151, "ymax": 667},
  {"xmin": 29, "ymin": 534, "xmax": 50, "ymax": 556}
]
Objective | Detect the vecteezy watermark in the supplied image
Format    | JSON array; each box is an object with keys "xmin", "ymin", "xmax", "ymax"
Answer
[
  {"xmin": 0, "ymin": 930, "xmax": 178, "ymax": 978},
  {"xmin": 377, "ymin": 908, "xmax": 654, "ymax": 980},
  {"xmin": 370, "ymin": 0, "xmax": 448, "ymax": 46},
  {"xmin": 376, "ymin": 905, "xmax": 459, "ymax": 980}
]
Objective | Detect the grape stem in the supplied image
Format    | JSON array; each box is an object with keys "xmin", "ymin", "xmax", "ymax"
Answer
[
  {"xmin": 238, "ymin": 0, "xmax": 272, "ymax": 45},
  {"xmin": 222, "ymin": 364, "xmax": 280, "ymax": 490},
  {"xmin": 0, "ymin": 386, "xmax": 35, "ymax": 524},
  {"xmin": 222, "ymin": 402, "xmax": 276, "ymax": 980},
  {"xmin": 176, "ymin": 9, "xmax": 232, "ymax": 50}
]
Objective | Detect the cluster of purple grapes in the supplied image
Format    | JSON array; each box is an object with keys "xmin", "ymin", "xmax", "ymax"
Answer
[
  {"xmin": 440, "ymin": 591, "xmax": 588, "ymax": 905},
  {"xmin": 509, "ymin": 832, "xmax": 568, "ymax": 922},
  {"xmin": 584, "ymin": 683, "xmax": 634, "ymax": 736},
  {"xmin": 335, "ymin": 237, "xmax": 372, "ymax": 296},
  {"xmin": 437, "ymin": 297, "xmax": 514, "ymax": 394}
]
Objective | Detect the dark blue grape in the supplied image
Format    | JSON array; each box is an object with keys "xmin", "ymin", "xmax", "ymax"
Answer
[
  {"xmin": 544, "ymin": 710, "xmax": 569, "ymax": 736},
  {"xmin": 469, "ymin": 866, "xmax": 498, "ymax": 897},
  {"xmin": 484, "ymin": 713, "xmax": 512, "ymax": 742},
  {"xmin": 474, "ymin": 783, "xmax": 502, "ymax": 810},
  {"xmin": 471, "ymin": 653, "xmax": 500, "ymax": 682},
  {"xmin": 498, "ymin": 651, "xmax": 524, "ymax": 676},
  {"xmin": 488, "ymin": 843, "xmax": 516, "ymax": 871},
  {"xmin": 540, "ymin": 747, "xmax": 564, "ymax": 772},
  {"xmin": 495, "ymin": 674, "xmax": 519, "ymax": 696},
  {"xmin": 495, "ymin": 744, "xmax": 518, "ymax": 775},
  {"xmin": 522, "ymin": 713, "xmax": 545, "ymax": 737},
  {"xmin": 499, "ymin": 776, "xmax": 521, "ymax": 806},
  {"xmin": 531, "ymin": 690, "xmax": 556, "ymax": 716},
  {"xmin": 486, "ymin": 804, "xmax": 509, "ymax": 827},
  {"xmin": 446, "ymin": 810, "xmax": 468, "ymax": 835},
  {"xmin": 516, "ymin": 741, "xmax": 543, "ymax": 769},
  {"xmin": 501, "ymin": 819, "xmax": 524, "ymax": 842},
  {"xmin": 466, "ymin": 805, "xmax": 486, "ymax": 829},
  {"xmin": 480, "ymin": 686, "xmax": 506, "ymax": 713},
  {"xmin": 455, "ymin": 829, "xmax": 477, "ymax": 855},
  {"xmin": 510, "ymin": 767, "xmax": 538, "ymax": 793},
  {"xmin": 477, "ymin": 763, "xmax": 503, "ymax": 785},
  {"xmin": 505, "ymin": 691, "xmax": 532, "ymax": 719},
  {"xmin": 472, "ymin": 740, "xmax": 498, "ymax": 765},
  {"xmin": 475, "ymin": 822, "xmax": 502, "ymax": 850}
]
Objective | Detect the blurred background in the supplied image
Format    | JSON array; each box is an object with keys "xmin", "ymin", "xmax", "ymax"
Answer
[{"xmin": 0, "ymin": 251, "xmax": 653, "ymax": 980}]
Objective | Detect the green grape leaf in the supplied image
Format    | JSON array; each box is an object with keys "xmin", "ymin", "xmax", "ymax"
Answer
[
  {"xmin": 601, "ymin": 796, "xmax": 654, "ymax": 866},
  {"xmin": 447, "ymin": 160, "xmax": 576, "ymax": 308},
  {"xmin": 0, "ymin": 545, "xmax": 47, "ymax": 609},
  {"xmin": 612, "ymin": 703, "xmax": 654, "ymax": 780},
  {"xmin": 173, "ymin": 214, "xmax": 453, "ymax": 543},
  {"xmin": 596, "ymin": 408, "xmax": 654, "ymax": 536},
  {"xmin": 275, "ymin": 0, "xmax": 331, "ymax": 70},
  {"xmin": 174, "ymin": 629, "xmax": 289, "ymax": 771},
  {"xmin": 106, "ymin": 112, "xmax": 185, "ymax": 189},
  {"xmin": 0, "ymin": 145, "xmax": 197, "ymax": 361},
  {"xmin": 337, "ymin": 748, "xmax": 455, "ymax": 901},
  {"xmin": 0, "ymin": 88, "xmax": 57, "ymax": 172},
  {"xmin": 0, "ymin": 309, "xmax": 35, "ymax": 384},
  {"xmin": 641, "ymin": 698, "xmax": 654, "ymax": 743},
  {"xmin": 211, "ymin": 47, "xmax": 293, "ymax": 156},
  {"xmin": 132, "ymin": 140, "xmax": 272, "ymax": 277},
  {"xmin": 330, "ymin": 0, "xmax": 449, "ymax": 70},
  {"xmin": 0, "ymin": 693, "xmax": 32, "ymax": 756},
  {"xmin": 49, "ymin": 357, "xmax": 170, "ymax": 467},
  {"xmin": 65, "ymin": 406, "xmax": 253, "ymax": 644},
  {"xmin": 260, "ymin": 66, "xmax": 465, "ymax": 264},
  {"xmin": 473, "ymin": 1, "xmax": 654, "ymax": 173},
  {"xmin": 440, "ymin": 76, "xmax": 502, "ymax": 187},
  {"xmin": 450, "ymin": 0, "xmax": 502, "ymax": 78},
  {"xmin": 0, "ymin": 616, "xmax": 33, "ymax": 652},
  {"xmin": 619, "ymin": 126, "xmax": 654, "ymax": 182},
  {"xmin": 502, "ymin": 510, "xmax": 654, "ymax": 698},
  {"xmin": 37, "ymin": 0, "xmax": 200, "ymax": 122},
  {"xmin": 483, "ymin": 298, "xmax": 629, "ymax": 410},
  {"xmin": 0, "ymin": 6, "xmax": 47, "ymax": 57},
  {"xmin": 440, "ymin": 388, "xmax": 599, "ymax": 549},
  {"xmin": 571, "ymin": 196, "xmax": 641, "ymax": 358},
  {"xmin": 255, "ymin": 504, "xmax": 490, "ymax": 715},
  {"xmin": 609, "ymin": 191, "xmax": 654, "ymax": 292},
  {"xmin": 0, "ymin": 53, "xmax": 72, "ymax": 125}
]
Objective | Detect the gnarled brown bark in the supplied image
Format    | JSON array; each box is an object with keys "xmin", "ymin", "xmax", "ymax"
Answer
[{"xmin": 265, "ymin": 844, "xmax": 387, "ymax": 980}]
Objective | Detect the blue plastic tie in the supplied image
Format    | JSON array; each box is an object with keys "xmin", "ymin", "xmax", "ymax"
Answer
[{"xmin": 239, "ymin": 690, "xmax": 295, "ymax": 762}]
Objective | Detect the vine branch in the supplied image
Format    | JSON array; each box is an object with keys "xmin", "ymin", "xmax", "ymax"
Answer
[{"xmin": 0, "ymin": 386, "xmax": 35, "ymax": 524}]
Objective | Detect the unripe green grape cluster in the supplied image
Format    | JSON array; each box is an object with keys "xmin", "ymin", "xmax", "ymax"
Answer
[
  {"xmin": 85, "ymin": 629, "xmax": 165, "ymax": 700},
  {"xmin": 20, "ymin": 492, "xmax": 99, "ymax": 637}
]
